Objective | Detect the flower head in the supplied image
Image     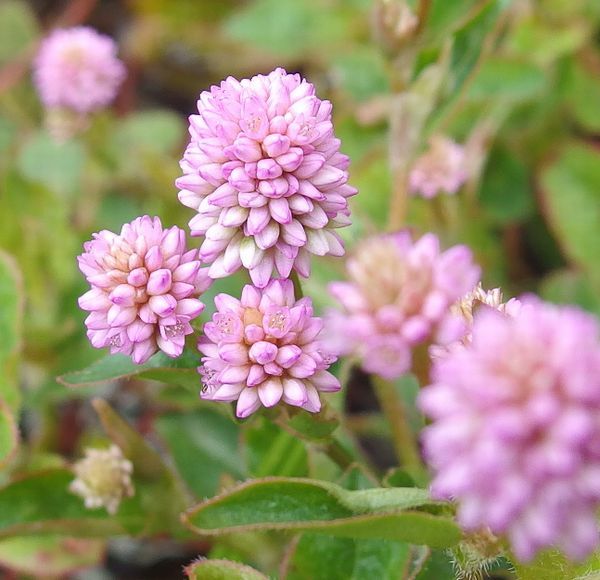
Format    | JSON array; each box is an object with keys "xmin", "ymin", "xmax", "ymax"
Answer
[
  {"xmin": 78, "ymin": 216, "xmax": 211, "ymax": 364},
  {"xmin": 430, "ymin": 283, "xmax": 522, "ymax": 358},
  {"xmin": 69, "ymin": 445, "xmax": 134, "ymax": 515},
  {"xmin": 324, "ymin": 231, "xmax": 480, "ymax": 379},
  {"xmin": 409, "ymin": 136, "xmax": 467, "ymax": 198},
  {"xmin": 199, "ymin": 279, "xmax": 340, "ymax": 418},
  {"xmin": 419, "ymin": 298, "xmax": 600, "ymax": 561},
  {"xmin": 176, "ymin": 67, "xmax": 356, "ymax": 287},
  {"xmin": 33, "ymin": 27, "xmax": 125, "ymax": 114}
]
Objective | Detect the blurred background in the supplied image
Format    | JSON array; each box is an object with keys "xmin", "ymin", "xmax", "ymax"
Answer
[{"xmin": 1, "ymin": 0, "xmax": 600, "ymax": 577}]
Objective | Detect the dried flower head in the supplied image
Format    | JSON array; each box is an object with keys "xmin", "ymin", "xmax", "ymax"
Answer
[
  {"xmin": 324, "ymin": 231, "xmax": 480, "ymax": 379},
  {"xmin": 409, "ymin": 136, "xmax": 467, "ymax": 199},
  {"xmin": 431, "ymin": 284, "xmax": 522, "ymax": 358},
  {"xmin": 78, "ymin": 216, "xmax": 211, "ymax": 364},
  {"xmin": 176, "ymin": 67, "xmax": 356, "ymax": 287},
  {"xmin": 69, "ymin": 445, "xmax": 134, "ymax": 515},
  {"xmin": 419, "ymin": 297, "xmax": 600, "ymax": 561},
  {"xmin": 33, "ymin": 27, "xmax": 125, "ymax": 114},
  {"xmin": 199, "ymin": 279, "xmax": 340, "ymax": 418},
  {"xmin": 373, "ymin": 0, "xmax": 419, "ymax": 51}
]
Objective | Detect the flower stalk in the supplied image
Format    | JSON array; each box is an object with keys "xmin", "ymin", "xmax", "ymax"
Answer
[{"xmin": 372, "ymin": 375, "xmax": 423, "ymax": 472}]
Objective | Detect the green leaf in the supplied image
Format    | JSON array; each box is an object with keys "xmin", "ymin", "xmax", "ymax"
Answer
[
  {"xmin": 183, "ymin": 478, "xmax": 461, "ymax": 548},
  {"xmin": 285, "ymin": 534, "xmax": 418, "ymax": 580},
  {"xmin": 0, "ymin": 0, "xmax": 38, "ymax": 65},
  {"xmin": 284, "ymin": 404, "xmax": 340, "ymax": 442},
  {"xmin": 539, "ymin": 143, "xmax": 600, "ymax": 284},
  {"xmin": 565, "ymin": 60, "xmax": 600, "ymax": 133},
  {"xmin": 337, "ymin": 464, "xmax": 378, "ymax": 492},
  {"xmin": 415, "ymin": 549, "xmax": 455, "ymax": 579},
  {"xmin": 508, "ymin": 20, "xmax": 588, "ymax": 67},
  {"xmin": 430, "ymin": 0, "xmax": 507, "ymax": 129},
  {"xmin": 0, "ymin": 252, "xmax": 22, "ymax": 467},
  {"xmin": 0, "ymin": 535, "xmax": 105, "ymax": 577},
  {"xmin": 0, "ymin": 251, "xmax": 22, "ymax": 411},
  {"xmin": 513, "ymin": 549, "xmax": 578, "ymax": 580},
  {"xmin": 57, "ymin": 348, "xmax": 199, "ymax": 387},
  {"xmin": 425, "ymin": 0, "xmax": 483, "ymax": 42},
  {"xmin": 449, "ymin": 1, "xmax": 506, "ymax": 93},
  {"xmin": 111, "ymin": 110, "xmax": 184, "ymax": 156},
  {"xmin": 383, "ymin": 468, "xmax": 417, "ymax": 489},
  {"xmin": 351, "ymin": 156, "xmax": 391, "ymax": 229},
  {"xmin": 91, "ymin": 399, "xmax": 190, "ymax": 535},
  {"xmin": 17, "ymin": 131, "xmax": 86, "ymax": 197},
  {"xmin": 92, "ymin": 398, "xmax": 171, "ymax": 480},
  {"xmin": 479, "ymin": 145, "xmax": 535, "ymax": 224},
  {"xmin": 185, "ymin": 558, "xmax": 268, "ymax": 580},
  {"xmin": 332, "ymin": 47, "xmax": 390, "ymax": 102},
  {"xmin": 468, "ymin": 58, "xmax": 546, "ymax": 101},
  {"xmin": 156, "ymin": 409, "xmax": 246, "ymax": 498},
  {"xmin": 0, "ymin": 117, "xmax": 16, "ymax": 154},
  {"xmin": 514, "ymin": 548, "xmax": 600, "ymax": 580},
  {"xmin": 244, "ymin": 418, "xmax": 309, "ymax": 477},
  {"xmin": 0, "ymin": 469, "xmax": 122, "ymax": 538},
  {"xmin": 0, "ymin": 465, "xmax": 189, "ymax": 540},
  {"xmin": 540, "ymin": 269, "xmax": 600, "ymax": 317},
  {"xmin": 225, "ymin": 0, "xmax": 350, "ymax": 59}
]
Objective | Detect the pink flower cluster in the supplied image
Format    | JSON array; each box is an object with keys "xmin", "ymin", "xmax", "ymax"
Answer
[
  {"xmin": 78, "ymin": 216, "xmax": 210, "ymax": 364},
  {"xmin": 33, "ymin": 27, "xmax": 126, "ymax": 114},
  {"xmin": 419, "ymin": 298, "xmax": 600, "ymax": 561},
  {"xmin": 409, "ymin": 136, "xmax": 467, "ymax": 199},
  {"xmin": 199, "ymin": 279, "xmax": 339, "ymax": 418},
  {"xmin": 325, "ymin": 232, "xmax": 480, "ymax": 379},
  {"xmin": 176, "ymin": 67, "xmax": 356, "ymax": 287}
]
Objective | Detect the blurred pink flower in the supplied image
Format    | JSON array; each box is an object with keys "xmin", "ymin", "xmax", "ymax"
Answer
[
  {"xmin": 78, "ymin": 216, "xmax": 210, "ymax": 364},
  {"xmin": 409, "ymin": 136, "xmax": 467, "ymax": 198},
  {"xmin": 199, "ymin": 279, "xmax": 339, "ymax": 418},
  {"xmin": 176, "ymin": 67, "xmax": 356, "ymax": 288},
  {"xmin": 419, "ymin": 298, "xmax": 600, "ymax": 561},
  {"xmin": 324, "ymin": 231, "xmax": 480, "ymax": 379},
  {"xmin": 33, "ymin": 27, "xmax": 126, "ymax": 114}
]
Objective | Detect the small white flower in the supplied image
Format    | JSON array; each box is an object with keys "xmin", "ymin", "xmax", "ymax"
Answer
[{"xmin": 69, "ymin": 444, "xmax": 134, "ymax": 515}]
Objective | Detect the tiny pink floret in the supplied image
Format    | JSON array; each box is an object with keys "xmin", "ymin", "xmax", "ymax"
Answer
[
  {"xmin": 33, "ymin": 26, "xmax": 126, "ymax": 114},
  {"xmin": 419, "ymin": 297, "xmax": 600, "ymax": 562},
  {"xmin": 199, "ymin": 279, "xmax": 340, "ymax": 418},
  {"xmin": 78, "ymin": 216, "xmax": 211, "ymax": 364},
  {"xmin": 176, "ymin": 67, "xmax": 356, "ymax": 287}
]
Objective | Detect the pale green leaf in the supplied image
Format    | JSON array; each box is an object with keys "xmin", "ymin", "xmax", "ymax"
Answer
[
  {"xmin": 185, "ymin": 558, "xmax": 268, "ymax": 580},
  {"xmin": 183, "ymin": 478, "xmax": 460, "ymax": 548},
  {"xmin": 0, "ymin": 535, "xmax": 105, "ymax": 577},
  {"xmin": 57, "ymin": 349, "xmax": 198, "ymax": 387},
  {"xmin": 540, "ymin": 143, "xmax": 600, "ymax": 284},
  {"xmin": 156, "ymin": 410, "xmax": 246, "ymax": 498},
  {"xmin": 0, "ymin": 0, "xmax": 38, "ymax": 65},
  {"xmin": 17, "ymin": 131, "xmax": 86, "ymax": 197}
]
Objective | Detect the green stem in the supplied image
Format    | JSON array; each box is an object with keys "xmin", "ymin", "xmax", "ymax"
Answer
[
  {"xmin": 371, "ymin": 375, "xmax": 423, "ymax": 471},
  {"xmin": 416, "ymin": 0, "xmax": 432, "ymax": 34},
  {"xmin": 321, "ymin": 438, "xmax": 356, "ymax": 472},
  {"xmin": 290, "ymin": 270, "xmax": 304, "ymax": 299}
]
